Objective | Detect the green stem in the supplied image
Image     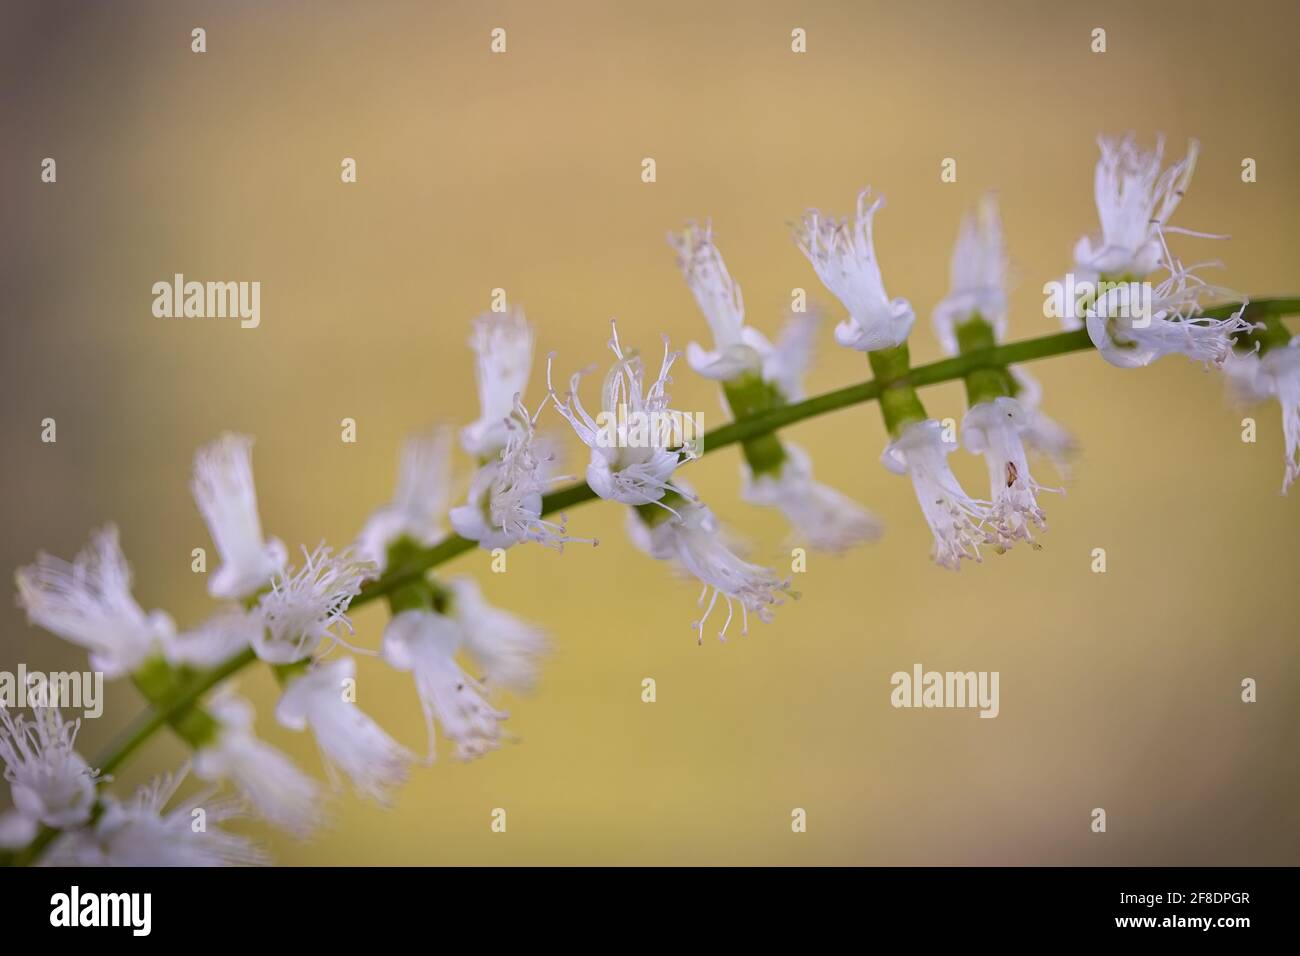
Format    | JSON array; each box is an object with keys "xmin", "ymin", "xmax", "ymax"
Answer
[
  {"xmin": 97, "ymin": 648, "xmax": 258, "ymax": 778},
  {"xmin": 7, "ymin": 296, "xmax": 1296, "ymax": 866}
]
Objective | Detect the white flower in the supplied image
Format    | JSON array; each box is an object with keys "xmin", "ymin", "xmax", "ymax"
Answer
[
  {"xmin": 164, "ymin": 608, "xmax": 262, "ymax": 669},
  {"xmin": 662, "ymin": 271, "xmax": 880, "ymax": 550},
  {"xmin": 451, "ymin": 399, "xmax": 584, "ymax": 549},
  {"xmin": 356, "ymin": 428, "xmax": 454, "ymax": 571},
  {"xmin": 962, "ymin": 398, "xmax": 1055, "ymax": 548},
  {"xmin": 193, "ymin": 692, "xmax": 322, "ymax": 836},
  {"xmin": 1224, "ymin": 339, "xmax": 1300, "ymax": 493},
  {"xmin": 1007, "ymin": 367, "xmax": 1078, "ymax": 475},
  {"xmin": 446, "ymin": 577, "xmax": 547, "ymax": 692},
  {"xmin": 1074, "ymin": 134, "xmax": 1200, "ymax": 279},
  {"xmin": 736, "ymin": 309, "xmax": 882, "ymax": 549},
  {"xmin": 794, "ymin": 188, "xmax": 915, "ymax": 352},
  {"xmin": 741, "ymin": 442, "xmax": 881, "ymax": 552},
  {"xmin": 48, "ymin": 767, "xmax": 266, "ymax": 866},
  {"xmin": 668, "ymin": 222, "xmax": 769, "ymax": 379},
  {"xmin": 461, "ymin": 308, "xmax": 535, "ymax": 459},
  {"xmin": 666, "ymin": 227, "xmax": 879, "ymax": 551},
  {"xmin": 881, "ymin": 420, "xmax": 995, "ymax": 570},
  {"xmin": 191, "ymin": 433, "xmax": 287, "ymax": 600},
  {"xmin": 670, "ymin": 221, "xmax": 825, "ymax": 400},
  {"xmin": 15, "ymin": 525, "xmax": 174, "ymax": 677},
  {"xmin": 382, "ymin": 610, "xmax": 508, "ymax": 762},
  {"xmin": 549, "ymin": 321, "xmax": 697, "ymax": 507},
  {"xmin": 933, "ymin": 194, "xmax": 1009, "ymax": 353},
  {"xmin": 0, "ymin": 706, "xmax": 96, "ymax": 830},
  {"xmin": 627, "ymin": 498, "xmax": 790, "ymax": 643},
  {"xmin": 1084, "ymin": 254, "xmax": 1251, "ymax": 369},
  {"xmin": 275, "ymin": 658, "xmax": 412, "ymax": 805},
  {"xmin": 253, "ymin": 544, "xmax": 373, "ymax": 664},
  {"xmin": 929, "ymin": 196, "xmax": 1077, "ymax": 478}
]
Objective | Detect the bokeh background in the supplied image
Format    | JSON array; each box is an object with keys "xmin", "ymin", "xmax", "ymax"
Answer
[{"xmin": 2, "ymin": 0, "xmax": 1298, "ymax": 865}]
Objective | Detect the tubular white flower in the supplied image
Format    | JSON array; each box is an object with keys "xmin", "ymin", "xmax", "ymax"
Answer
[
  {"xmin": 446, "ymin": 577, "xmax": 547, "ymax": 692},
  {"xmin": 549, "ymin": 321, "xmax": 697, "ymax": 507},
  {"xmin": 670, "ymin": 220, "xmax": 880, "ymax": 551},
  {"xmin": 933, "ymin": 194, "xmax": 1009, "ymax": 354},
  {"xmin": 193, "ymin": 692, "xmax": 323, "ymax": 837},
  {"xmin": 452, "ymin": 399, "xmax": 585, "ymax": 549},
  {"xmin": 930, "ymin": 196, "xmax": 1077, "ymax": 477},
  {"xmin": 1224, "ymin": 340, "xmax": 1300, "ymax": 493},
  {"xmin": 382, "ymin": 610, "xmax": 508, "ymax": 762},
  {"xmin": 1084, "ymin": 255, "xmax": 1252, "ymax": 369},
  {"xmin": 881, "ymin": 420, "xmax": 995, "ymax": 570},
  {"xmin": 191, "ymin": 433, "xmax": 287, "ymax": 601},
  {"xmin": 1007, "ymin": 367, "xmax": 1078, "ymax": 474},
  {"xmin": 0, "ymin": 706, "xmax": 96, "ymax": 830},
  {"xmin": 670, "ymin": 220, "xmax": 823, "ymax": 400},
  {"xmin": 1075, "ymin": 134, "xmax": 1200, "ymax": 279},
  {"xmin": 794, "ymin": 188, "xmax": 915, "ymax": 352},
  {"xmin": 275, "ymin": 658, "xmax": 412, "ymax": 806},
  {"xmin": 164, "ymin": 608, "xmax": 262, "ymax": 669},
  {"xmin": 356, "ymin": 428, "xmax": 454, "ymax": 571},
  {"xmin": 15, "ymin": 525, "xmax": 174, "ymax": 678},
  {"xmin": 962, "ymin": 398, "xmax": 1054, "ymax": 548},
  {"xmin": 49, "ymin": 767, "xmax": 266, "ymax": 866},
  {"xmin": 741, "ymin": 442, "xmax": 882, "ymax": 552},
  {"xmin": 626, "ymin": 498, "xmax": 790, "ymax": 643},
  {"xmin": 668, "ymin": 222, "xmax": 768, "ymax": 380},
  {"xmin": 461, "ymin": 308, "xmax": 535, "ymax": 459},
  {"xmin": 253, "ymin": 544, "xmax": 373, "ymax": 664}
]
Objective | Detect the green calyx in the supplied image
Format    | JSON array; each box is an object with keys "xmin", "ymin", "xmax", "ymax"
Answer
[
  {"xmin": 954, "ymin": 315, "xmax": 1017, "ymax": 406},
  {"xmin": 723, "ymin": 371, "xmax": 790, "ymax": 478},
  {"xmin": 383, "ymin": 537, "xmax": 452, "ymax": 614},
  {"xmin": 131, "ymin": 655, "xmax": 222, "ymax": 750},
  {"xmin": 635, "ymin": 490, "xmax": 688, "ymax": 529},
  {"xmin": 868, "ymin": 343, "xmax": 928, "ymax": 438}
]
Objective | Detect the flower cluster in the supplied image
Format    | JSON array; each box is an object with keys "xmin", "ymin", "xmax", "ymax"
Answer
[
  {"xmin": 669, "ymin": 223, "xmax": 882, "ymax": 553},
  {"xmin": 5, "ymin": 417, "xmax": 546, "ymax": 862},
  {"xmin": 793, "ymin": 186, "xmax": 1067, "ymax": 567},
  {"xmin": 2, "ymin": 129, "xmax": 1291, "ymax": 866},
  {"xmin": 1061, "ymin": 135, "xmax": 1296, "ymax": 493}
]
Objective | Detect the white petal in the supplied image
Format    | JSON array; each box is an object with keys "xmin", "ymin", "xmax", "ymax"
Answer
[
  {"xmin": 191, "ymin": 433, "xmax": 286, "ymax": 600},
  {"xmin": 15, "ymin": 526, "xmax": 171, "ymax": 677}
]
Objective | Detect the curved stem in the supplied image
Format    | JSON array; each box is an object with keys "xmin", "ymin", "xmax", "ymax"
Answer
[
  {"xmin": 8, "ymin": 297, "xmax": 1295, "ymax": 865},
  {"xmin": 96, "ymin": 649, "xmax": 258, "ymax": 778}
]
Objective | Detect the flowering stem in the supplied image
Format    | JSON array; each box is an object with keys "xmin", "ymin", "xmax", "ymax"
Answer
[
  {"xmin": 353, "ymin": 299, "xmax": 1296, "ymax": 600},
  {"xmin": 8, "ymin": 296, "xmax": 1295, "ymax": 866}
]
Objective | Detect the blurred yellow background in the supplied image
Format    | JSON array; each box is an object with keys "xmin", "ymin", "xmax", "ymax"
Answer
[{"xmin": 2, "ymin": 0, "xmax": 1298, "ymax": 865}]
